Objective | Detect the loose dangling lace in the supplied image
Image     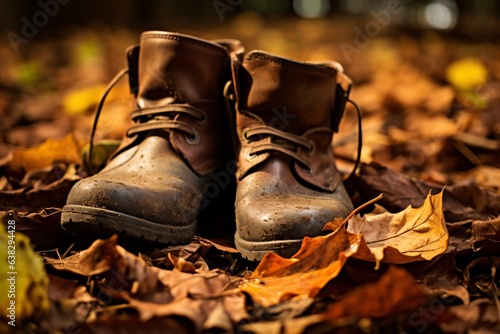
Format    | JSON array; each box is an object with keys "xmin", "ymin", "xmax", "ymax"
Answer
[
  {"xmin": 345, "ymin": 99, "xmax": 362, "ymax": 181},
  {"xmin": 87, "ymin": 68, "xmax": 128, "ymax": 174}
]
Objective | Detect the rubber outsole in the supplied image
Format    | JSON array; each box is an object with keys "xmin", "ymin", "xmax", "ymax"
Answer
[
  {"xmin": 234, "ymin": 232, "xmax": 303, "ymax": 261},
  {"xmin": 61, "ymin": 205, "xmax": 195, "ymax": 245}
]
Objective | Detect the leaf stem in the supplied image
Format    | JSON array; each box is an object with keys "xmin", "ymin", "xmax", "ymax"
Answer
[{"xmin": 343, "ymin": 193, "xmax": 384, "ymax": 225}]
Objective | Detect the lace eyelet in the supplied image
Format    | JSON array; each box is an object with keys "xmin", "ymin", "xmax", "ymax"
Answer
[
  {"xmin": 185, "ymin": 131, "xmax": 200, "ymax": 145},
  {"xmin": 304, "ymin": 166, "xmax": 312, "ymax": 175},
  {"xmin": 242, "ymin": 130, "xmax": 250, "ymax": 141},
  {"xmin": 307, "ymin": 141, "xmax": 315, "ymax": 152},
  {"xmin": 198, "ymin": 112, "xmax": 207, "ymax": 124}
]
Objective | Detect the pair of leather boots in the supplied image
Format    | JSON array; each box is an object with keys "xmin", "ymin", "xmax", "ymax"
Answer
[{"xmin": 61, "ymin": 31, "xmax": 357, "ymax": 261}]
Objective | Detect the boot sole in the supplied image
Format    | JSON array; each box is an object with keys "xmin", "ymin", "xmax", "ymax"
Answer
[
  {"xmin": 234, "ymin": 232, "xmax": 303, "ymax": 261},
  {"xmin": 61, "ymin": 205, "xmax": 194, "ymax": 245}
]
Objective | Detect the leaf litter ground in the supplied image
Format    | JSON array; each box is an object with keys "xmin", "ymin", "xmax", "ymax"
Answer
[{"xmin": 1, "ymin": 21, "xmax": 500, "ymax": 333}]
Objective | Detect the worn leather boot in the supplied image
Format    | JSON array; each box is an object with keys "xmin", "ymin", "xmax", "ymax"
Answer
[
  {"xmin": 61, "ymin": 31, "xmax": 243, "ymax": 245},
  {"xmin": 229, "ymin": 51, "xmax": 356, "ymax": 260}
]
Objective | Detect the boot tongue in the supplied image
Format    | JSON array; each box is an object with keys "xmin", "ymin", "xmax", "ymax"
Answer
[
  {"xmin": 239, "ymin": 51, "xmax": 338, "ymax": 134},
  {"xmin": 137, "ymin": 31, "xmax": 229, "ymax": 108}
]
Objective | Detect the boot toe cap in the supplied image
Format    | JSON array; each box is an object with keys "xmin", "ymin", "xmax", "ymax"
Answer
[{"xmin": 235, "ymin": 193, "xmax": 352, "ymax": 243}]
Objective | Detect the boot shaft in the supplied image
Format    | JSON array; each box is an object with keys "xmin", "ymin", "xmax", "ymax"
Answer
[
  {"xmin": 237, "ymin": 51, "xmax": 340, "ymax": 133},
  {"xmin": 230, "ymin": 51, "xmax": 352, "ymax": 192},
  {"xmin": 133, "ymin": 32, "xmax": 234, "ymax": 106},
  {"xmin": 115, "ymin": 32, "xmax": 244, "ymax": 176}
]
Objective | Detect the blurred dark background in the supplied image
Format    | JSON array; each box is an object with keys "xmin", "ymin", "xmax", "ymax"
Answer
[
  {"xmin": 1, "ymin": 0, "xmax": 500, "ymax": 176},
  {"xmin": 1, "ymin": 0, "xmax": 500, "ymax": 37}
]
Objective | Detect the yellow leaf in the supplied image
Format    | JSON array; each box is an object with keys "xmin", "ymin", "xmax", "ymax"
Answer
[
  {"xmin": 348, "ymin": 190, "xmax": 448, "ymax": 269},
  {"xmin": 445, "ymin": 57, "xmax": 488, "ymax": 90},
  {"xmin": 62, "ymin": 84, "xmax": 106, "ymax": 115},
  {"xmin": 8, "ymin": 133, "xmax": 83, "ymax": 171},
  {"xmin": 0, "ymin": 222, "xmax": 50, "ymax": 323}
]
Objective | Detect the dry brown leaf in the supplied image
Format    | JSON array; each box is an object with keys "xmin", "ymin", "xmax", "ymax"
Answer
[
  {"xmin": 119, "ymin": 269, "xmax": 247, "ymax": 332},
  {"xmin": 240, "ymin": 314, "xmax": 325, "ymax": 334},
  {"xmin": 456, "ymin": 165, "xmax": 500, "ymax": 192},
  {"xmin": 447, "ymin": 215, "xmax": 500, "ymax": 252},
  {"xmin": 46, "ymin": 236, "xmax": 247, "ymax": 332},
  {"xmin": 440, "ymin": 298, "xmax": 500, "ymax": 333},
  {"xmin": 46, "ymin": 235, "xmax": 120, "ymax": 276},
  {"xmin": 353, "ymin": 162, "xmax": 500, "ymax": 222},
  {"xmin": 325, "ymin": 266, "xmax": 427, "ymax": 320},
  {"xmin": 0, "ymin": 164, "xmax": 80, "ymax": 212},
  {"xmin": 0, "ymin": 208, "xmax": 74, "ymax": 250},
  {"xmin": 348, "ymin": 190, "xmax": 448, "ymax": 268}
]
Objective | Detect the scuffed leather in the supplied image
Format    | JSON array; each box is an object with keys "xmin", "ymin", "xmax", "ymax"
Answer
[
  {"xmin": 235, "ymin": 50, "xmax": 343, "ymax": 192},
  {"xmin": 232, "ymin": 50, "xmax": 354, "ymax": 256},
  {"xmin": 63, "ymin": 31, "xmax": 244, "ymax": 242},
  {"xmin": 114, "ymin": 32, "xmax": 244, "ymax": 176}
]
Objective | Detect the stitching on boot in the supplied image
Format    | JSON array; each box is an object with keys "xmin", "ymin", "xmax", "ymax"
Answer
[
  {"xmin": 141, "ymin": 33, "xmax": 228, "ymax": 55},
  {"xmin": 246, "ymin": 52, "xmax": 338, "ymax": 75}
]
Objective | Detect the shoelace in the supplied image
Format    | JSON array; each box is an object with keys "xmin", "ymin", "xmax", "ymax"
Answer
[
  {"xmin": 87, "ymin": 68, "xmax": 208, "ymax": 174},
  {"xmin": 243, "ymin": 124, "xmax": 314, "ymax": 172},
  {"xmin": 224, "ymin": 81, "xmax": 362, "ymax": 181},
  {"xmin": 345, "ymin": 99, "xmax": 362, "ymax": 181}
]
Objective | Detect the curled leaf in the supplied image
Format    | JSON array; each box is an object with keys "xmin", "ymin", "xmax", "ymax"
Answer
[
  {"xmin": 239, "ymin": 227, "xmax": 362, "ymax": 307},
  {"xmin": 349, "ymin": 190, "xmax": 449, "ymax": 269}
]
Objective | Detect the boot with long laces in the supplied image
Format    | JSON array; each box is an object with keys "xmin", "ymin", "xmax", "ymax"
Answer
[
  {"xmin": 227, "ymin": 51, "xmax": 361, "ymax": 260},
  {"xmin": 61, "ymin": 31, "xmax": 243, "ymax": 245}
]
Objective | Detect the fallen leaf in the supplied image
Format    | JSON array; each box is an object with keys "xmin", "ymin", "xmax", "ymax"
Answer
[
  {"xmin": 6, "ymin": 133, "xmax": 83, "ymax": 171},
  {"xmin": 46, "ymin": 236, "xmax": 248, "ymax": 332},
  {"xmin": 79, "ymin": 316, "xmax": 192, "ymax": 334},
  {"xmin": 353, "ymin": 162, "xmax": 500, "ymax": 222},
  {"xmin": 0, "ymin": 164, "xmax": 80, "ymax": 212},
  {"xmin": 347, "ymin": 190, "xmax": 449, "ymax": 268},
  {"xmin": 463, "ymin": 256, "xmax": 500, "ymax": 298},
  {"xmin": 447, "ymin": 215, "xmax": 500, "ymax": 252},
  {"xmin": 62, "ymin": 84, "xmax": 107, "ymax": 115},
  {"xmin": 239, "ymin": 226, "xmax": 362, "ymax": 307},
  {"xmin": 440, "ymin": 298, "xmax": 500, "ymax": 333},
  {"xmin": 0, "ymin": 208, "xmax": 74, "ymax": 250},
  {"xmin": 148, "ymin": 237, "xmax": 213, "ymax": 271},
  {"xmin": 0, "ymin": 222, "xmax": 50, "ymax": 323},
  {"xmin": 445, "ymin": 57, "xmax": 488, "ymax": 90},
  {"xmin": 241, "ymin": 268, "xmax": 429, "ymax": 334},
  {"xmin": 241, "ymin": 191, "xmax": 449, "ymax": 306},
  {"xmin": 46, "ymin": 235, "xmax": 120, "ymax": 276},
  {"xmin": 44, "ymin": 274, "xmax": 96, "ymax": 332},
  {"xmin": 325, "ymin": 266, "xmax": 427, "ymax": 320}
]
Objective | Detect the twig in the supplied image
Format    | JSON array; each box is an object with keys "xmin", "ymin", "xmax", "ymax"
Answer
[{"xmin": 343, "ymin": 193, "xmax": 384, "ymax": 225}]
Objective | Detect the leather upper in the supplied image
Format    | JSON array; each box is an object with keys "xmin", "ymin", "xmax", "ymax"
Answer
[
  {"xmin": 234, "ymin": 51, "xmax": 344, "ymax": 192},
  {"xmin": 114, "ymin": 32, "xmax": 244, "ymax": 176}
]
